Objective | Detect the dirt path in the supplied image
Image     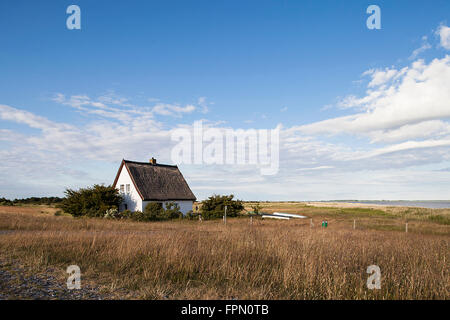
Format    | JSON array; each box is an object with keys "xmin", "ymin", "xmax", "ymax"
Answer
[{"xmin": 0, "ymin": 258, "xmax": 113, "ymax": 300}]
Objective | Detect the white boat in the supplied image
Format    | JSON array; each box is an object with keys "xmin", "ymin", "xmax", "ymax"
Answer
[
  {"xmin": 261, "ymin": 214, "xmax": 290, "ymax": 220},
  {"xmin": 272, "ymin": 212, "xmax": 308, "ymax": 219}
]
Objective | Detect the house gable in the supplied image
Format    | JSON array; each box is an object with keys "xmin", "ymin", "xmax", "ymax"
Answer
[
  {"xmin": 113, "ymin": 159, "xmax": 144, "ymax": 200},
  {"xmin": 113, "ymin": 160, "xmax": 143, "ymax": 212}
]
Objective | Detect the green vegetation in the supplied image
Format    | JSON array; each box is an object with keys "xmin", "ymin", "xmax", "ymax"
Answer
[
  {"xmin": 141, "ymin": 202, "xmax": 171, "ymax": 221},
  {"xmin": 104, "ymin": 202, "xmax": 184, "ymax": 222},
  {"xmin": 59, "ymin": 185, "xmax": 123, "ymax": 217},
  {"xmin": 138, "ymin": 202, "xmax": 183, "ymax": 221},
  {"xmin": 428, "ymin": 214, "xmax": 450, "ymax": 225},
  {"xmin": 200, "ymin": 194, "xmax": 244, "ymax": 220},
  {"xmin": 250, "ymin": 203, "xmax": 262, "ymax": 215},
  {"xmin": 0, "ymin": 196, "xmax": 63, "ymax": 206}
]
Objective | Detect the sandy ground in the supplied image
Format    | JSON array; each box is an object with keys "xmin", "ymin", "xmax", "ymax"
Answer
[
  {"xmin": 0, "ymin": 205, "xmax": 59, "ymax": 215},
  {"xmin": 304, "ymin": 201, "xmax": 390, "ymax": 209}
]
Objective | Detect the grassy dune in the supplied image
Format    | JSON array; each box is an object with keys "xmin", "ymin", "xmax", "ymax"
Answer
[{"xmin": 0, "ymin": 204, "xmax": 448, "ymax": 299}]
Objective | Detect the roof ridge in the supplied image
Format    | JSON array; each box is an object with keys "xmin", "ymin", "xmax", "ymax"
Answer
[{"xmin": 123, "ymin": 159, "xmax": 178, "ymax": 168}]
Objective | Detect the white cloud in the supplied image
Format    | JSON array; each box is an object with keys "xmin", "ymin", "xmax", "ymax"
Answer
[
  {"xmin": 53, "ymin": 93, "xmax": 211, "ymax": 119},
  {"xmin": 2, "ymin": 25, "xmax": 450, "ymax": 200},
  {"xmin": 197, "ymin": 97, "xmax": 211, "ymax": 114},
  {"xmin": 369, "ymin": 120, "xmax": 450, "ymax": 143},
  {"xmin": 298, "ymin": 56, "xmax": 450, "ymax": 139},
  {"xmin": 296, "ymin": 166, "xmax": 334, "ymax": 171},
  {"xmin": 1, "ymin": 98, "xmax": 450, "ymax": 200},
  {"xmin": 152, "ymin": 103, "xmax": 196, "ymax": 117},
  {"xmin": 409, "ymin": 41, "xmax": 432, "ymax": 60},
  {"xmin": 367, "ymin": 67, "xmax": 399, "ymax": 87},
  {"xmin": 437, "ymin": 25, "xmax": 450, "ymax": 50}
]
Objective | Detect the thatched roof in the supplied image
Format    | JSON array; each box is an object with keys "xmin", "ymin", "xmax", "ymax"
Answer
[{"xmin": 113, "ymin": 160, "xmax": 196, "ymax": 201}]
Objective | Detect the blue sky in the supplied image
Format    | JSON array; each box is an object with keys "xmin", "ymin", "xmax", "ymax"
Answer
[{"xmin": 1, "ymin": 0, "xmax": 450, "ymax": 200}]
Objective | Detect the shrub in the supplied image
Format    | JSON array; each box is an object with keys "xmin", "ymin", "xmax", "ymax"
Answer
[
  {"xmin": 131, "ymin": 210, "xmax": 145, "ymax": 221},
  {"xmin": 120, "ymin": 209, "xmax": 133, "ymax": 219},
  {"xmin": 54, "ymin": 210, "xmax": 63, "ymax": 216},
  {"xmin": 0, "ymin": 197, "xmax": 14, "ymax": 206},
  {"xmin": 163, "ymin": 202, "xmax": 183, "ymax": 220},
  {"xmin": 184, "ymin": 210, "xmax": 196, "ymax": 220},
  {"xmin": 143, "ymin": 202, "xmax": 165, "ymax": 221},
  {"xmin": 60, "ymin": 184, "xmax": 122, "ymax": 217},
  {"xmin": 251, "ymin": 203, "xmax": 263, "ymax": 215},
  {"xmin": 200, "ymin": 194, "xmax": 244, "ymax": 220},
  {"xmin": 138, "ymin": 202, "xmax": 184, "ymax": 221},
  {"xmin": 104, "ymin": 208, "xmax": 120, "ymax": 219}
]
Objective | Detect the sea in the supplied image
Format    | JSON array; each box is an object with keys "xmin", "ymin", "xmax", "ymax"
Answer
[{"xmin": 325, "ymin": 200, "xmax": 450, "ymax": 209}]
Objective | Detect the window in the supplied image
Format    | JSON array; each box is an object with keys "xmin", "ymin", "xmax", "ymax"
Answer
[
  {"xmin": 126, "ymin": 184, "xmax": 130, "ymax": 193},
  {"xmin": 120, "ymin": 184, "xmax": 124, "ymax": 193}
]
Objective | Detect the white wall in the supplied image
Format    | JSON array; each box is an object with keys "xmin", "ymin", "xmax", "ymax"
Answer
[
  {"xmin": 142, "ymin": 200, "xmax": 193, "ymax": 215},
  {"xmin": 115, "ymin": 167, "xmax": 142, "ymax": 212}
]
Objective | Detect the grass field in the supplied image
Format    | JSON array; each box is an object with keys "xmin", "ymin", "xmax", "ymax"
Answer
[{"xmin": 0, "ymin": 203, "xmax": 448, "ymax": 299}]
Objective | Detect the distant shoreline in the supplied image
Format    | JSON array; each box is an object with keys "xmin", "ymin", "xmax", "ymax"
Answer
[{"xmin": 306, "ymin": 200, "xmax": 450, "ymax": 209}]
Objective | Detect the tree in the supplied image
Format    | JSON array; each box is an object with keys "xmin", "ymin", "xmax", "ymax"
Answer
[
  {"xmin": 60, "ymin": 184, "xmax": 122, "ymax": 217},
  {"xmin": 0, "ymin": 197, "xmax": 13, "ymax": 206},
  {"xmin": 200, "ymin": 194, "xmax": 244, "ymax": 220}
]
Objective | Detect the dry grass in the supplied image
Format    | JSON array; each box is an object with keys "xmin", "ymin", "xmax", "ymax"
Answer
[{"xmin": 0, "ymin": 204, "xmax": 448, "ymax": 299}]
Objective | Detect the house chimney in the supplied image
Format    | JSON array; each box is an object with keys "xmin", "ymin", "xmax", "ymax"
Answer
[{"xmin": 149, "ymin": 157, "xmax": 156, "ymax": 165}]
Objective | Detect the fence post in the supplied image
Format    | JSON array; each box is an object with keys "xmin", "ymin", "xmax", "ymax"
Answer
[
  {"xmin": 405, "ymin": 222, "xmax": 408, "ymax": 233},
  {"xmin": 250, "ymin": 216, "xmax": 253, "ymax": 225},
  {"xmin": 224, "ymin": 205, "xmax": 227, "ymax": 225},
  {"xmin": 353, "ymin": 219, "xmax": 356, "ymax": 230},
  {"xmin": 310, "ymin": 218, "xmax": 313, "ymax": 228}
]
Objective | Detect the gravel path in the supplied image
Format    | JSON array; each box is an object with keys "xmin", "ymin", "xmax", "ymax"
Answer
[{"xmin": 0, "ymin": 259, "xmax": 112, "ymax": 300}]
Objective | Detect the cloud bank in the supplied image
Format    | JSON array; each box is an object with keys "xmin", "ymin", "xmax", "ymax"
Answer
[{"xmin": 1, "ymin": 25, "xmax": 450, "ymax": 200}]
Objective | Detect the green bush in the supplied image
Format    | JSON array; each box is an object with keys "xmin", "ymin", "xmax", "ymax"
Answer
[
  {"xmin": 60, "ymin": 184, "xmax": 122, "ymax": 217},
  {"xmin": 104, "ymin": 207, "xmax": 120, "ymax": 219},
  {"xmin": 120, "ymin": 209, "xmax": 133, "ymax": 219},
  {"xmin": 0, "ymin": 197, "xmax": 14, "ymax": 206},
  {"xmin": 137, "ymin": 202, "xmax": 183, "ymax": 221},
  {"xmin": 54, "ymin": 210, "xmax": 63, "ymax": 216},
  {"xmin": 184, "ymin": 210, "xmax": 196, "ymax": 220},
  {"xmin": 200, "ymin": 194, "xmax": 244, "ymax": 220},
  {"xmin": 143, "ymin": 202, "xmax": 165, "ymax": 221},
  {"xmin": 164, "ymin": 202, "xmax": 183, "ymax": 220},
  {"xmin": 131, "ymin": 210, "xmax": 145, "ymax": 221},
  {"xmin": 250, "ymin": 203, "xmax": 263, "ymax": 215}
]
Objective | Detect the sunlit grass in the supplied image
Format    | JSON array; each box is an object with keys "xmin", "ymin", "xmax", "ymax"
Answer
[{"xmin": 0, "ymin": 205, "xmax": 448, "ymax": 299}]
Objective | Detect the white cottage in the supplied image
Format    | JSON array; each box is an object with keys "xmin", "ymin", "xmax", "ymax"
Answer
[{"xmin": 113, "ymin": 158, "xmax": 196, "ymax": 214}]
